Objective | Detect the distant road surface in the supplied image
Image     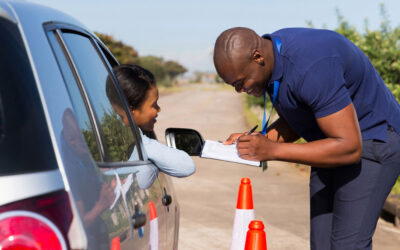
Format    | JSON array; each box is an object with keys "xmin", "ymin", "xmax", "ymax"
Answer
[{"xmin": 155, "ymin": 83, "xmax": 400, "ymax": 250}]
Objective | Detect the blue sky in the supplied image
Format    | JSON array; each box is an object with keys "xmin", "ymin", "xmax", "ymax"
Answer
[{"xmin": 30, "ymin": 0, "xmax": 400, "ymax": 72}]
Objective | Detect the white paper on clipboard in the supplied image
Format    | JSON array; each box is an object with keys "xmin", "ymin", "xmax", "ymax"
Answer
[{"xmin": 201, "ymin": 140, "xmax": 260, "ymax": 167}]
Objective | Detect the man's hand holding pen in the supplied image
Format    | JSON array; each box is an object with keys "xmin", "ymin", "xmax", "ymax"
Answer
[
  {"xmin": 222, "ymin": 124, "xmax": 274, "ymax": 163},
  {"xmin": 236, "ymin": 133, "xmax": 275, "ymax": 162}
]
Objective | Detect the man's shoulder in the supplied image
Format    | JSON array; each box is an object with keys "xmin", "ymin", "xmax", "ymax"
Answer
[
  {"xmin": 271, "ymin": 28, "xmax": 351, "ymax": 67},
  {"xmin": 271, "ymin": 28, "xmax": 344, "ymax": 44},
  {"xmin": 272, "ymin": 27, "xmax": 312, "ymax": 36},
  {"xmin": 264, "ymin": 28, "xmax": 341, "ymax": 48}
]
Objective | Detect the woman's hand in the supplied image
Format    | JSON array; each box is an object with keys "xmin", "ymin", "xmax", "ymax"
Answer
[
  {"xmin": 223, "ymin": 130, "xmax": 259, "ymax": 145},
  {"xmin": 98, "ymin": 182, "xmax": 115, "ymax": 210},
  {"xmin": 223, "ymin": 133, "xmax": 245, "ymax": 145}
]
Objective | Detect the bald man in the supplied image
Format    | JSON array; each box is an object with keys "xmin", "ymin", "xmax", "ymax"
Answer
[{"xmin": 213, "ymin": 27, "xmax": 400, "ymax": 250}]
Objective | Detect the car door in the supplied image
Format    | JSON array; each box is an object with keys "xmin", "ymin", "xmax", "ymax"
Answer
[
  {"xmin": 94, "ymin": 37, "xmax": 178, "ymax": 250},
  {"xmin": 92, "ymin": 36, "xmax": 170, "ymax": 250},
  {"xmin": 46, "ymin": 24, "xmax": 166, "ymax": 249},
  {"xmin": 157, "ymin": 172, "xmax": 180, "ymax": 250},
  {"xmin": 94, "ymin": 40, "xmax": 172, "ymax": 250}
]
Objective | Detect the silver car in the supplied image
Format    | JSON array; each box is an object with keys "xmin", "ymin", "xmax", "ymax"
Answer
[{"xmin": 0, "ymin": 1, "xmax": 180, "ymax": 249}]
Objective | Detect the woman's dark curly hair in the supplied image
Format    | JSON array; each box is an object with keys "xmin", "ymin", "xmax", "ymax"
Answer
[
  {"xmin": 106, "ymin": 64, "xmax": 156, "ymax": 109},
  {"xmin": 106, "ymin": 64, "xmax": 158, "ymax": 139}
]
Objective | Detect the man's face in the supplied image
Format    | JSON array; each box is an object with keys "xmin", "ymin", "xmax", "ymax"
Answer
[
  {"xmin": 62, "ymin": 113, "xmax": 89, "ymax": 156},
  {"xmin": 217, "ymin": 57, "xmax": 270, "ymax": 97}
]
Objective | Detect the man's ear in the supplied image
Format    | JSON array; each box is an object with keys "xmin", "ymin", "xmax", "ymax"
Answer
[{"xmin": 252, "ymin": 50, "xmax": 265, "ymax": 66}]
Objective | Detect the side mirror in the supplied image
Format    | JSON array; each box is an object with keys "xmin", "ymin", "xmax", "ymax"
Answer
[{"xmin": 165, "ymin": 128, "xmax": 204, "ymax": 156}]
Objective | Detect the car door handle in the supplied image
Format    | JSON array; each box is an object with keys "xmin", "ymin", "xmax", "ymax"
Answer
[
  {"xmin": 132, "ymin": 204, "xmax": 147, "ymax": 229},
  {"xmin": 162, "ymin": 187, "xmax": 172, "ymax": 206}
]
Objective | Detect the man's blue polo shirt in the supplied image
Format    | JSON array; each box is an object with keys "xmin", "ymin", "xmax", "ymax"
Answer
[{"xmin": 262, "ymin": 28, "xmax": 400, "ymax": 142}]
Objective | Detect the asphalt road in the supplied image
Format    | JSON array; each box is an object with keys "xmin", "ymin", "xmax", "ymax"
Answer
[{"xmin": 155, "ymin": 83, "xmax": 400, "ymax": 250}]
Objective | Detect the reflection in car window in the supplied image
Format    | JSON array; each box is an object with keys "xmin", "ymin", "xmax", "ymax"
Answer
[
  {"xmin": 174, "ymin": 131, "xmax": 203, "ymax": 155},
  {"xmin": 0, "ymin": 17, "xmax": 58, "ymax": 175},
  {"xmin": 0, "ymin": 95, "xmax": 4, "ymax": 144},
  {"xmin": 47, "ymin": 31, "xmax": 101, "ymax": 161},
  {"xmin": 61, "ymin": 32, "xmax": 139, "ymax": 162},
  {"xmin": 60, "ymin": 108, "xmax": 129, "ymax": 248}
]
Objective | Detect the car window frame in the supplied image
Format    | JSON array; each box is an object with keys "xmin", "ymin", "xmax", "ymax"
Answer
[
  {"xmin": 92, "ymin": 35, "xmax": 146, "ymax": 158},
  {"xmin": 44, "ymin": 22, "xmax": 148, "ymax": 168}
]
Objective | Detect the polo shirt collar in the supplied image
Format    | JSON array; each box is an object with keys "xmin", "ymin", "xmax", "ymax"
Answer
[{"xmin": 262, "ymin": 34, "xmax": 283, "ymax": 86}]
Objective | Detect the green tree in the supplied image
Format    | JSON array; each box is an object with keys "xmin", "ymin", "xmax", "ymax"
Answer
[
  {"xmin": 139, "ymin": 55, "xmax": 167, "ymax": 83},
  {"xmin": 334, "ymin": 4, "xmax": 400, "ymax": 86},
  {"xmin": 96, "ymin": 32, "xmax": 188, "ymax": 86},
  {"xmin": 95, "ymin": 32, "xmax": 140, "ymax": 65},
  {"xmin": 139, "ymin": 56, "xmax": 187, "ymax": 85},
  {"xmin": 81, "ymin": 107, "xmax": 135, "ymax": 162},
  {"xmin": 334, "ymin": 8, "xmax": 362, "ymax": 45},
  {"xmin": 164, "ymin": 60, "xmax": 187, "ymax": 80},
  {"xmin": 100, "ymin": 107, "xmax": 135, "ymax": 162},
  {"xmin": 82, "ymin": 127, "xmax": 100, "ymax": 161}
]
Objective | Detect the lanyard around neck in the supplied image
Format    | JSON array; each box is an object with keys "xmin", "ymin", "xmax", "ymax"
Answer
[{"xmin": 261, "ymin": 37, "xmax": 281, "ymax": 135}]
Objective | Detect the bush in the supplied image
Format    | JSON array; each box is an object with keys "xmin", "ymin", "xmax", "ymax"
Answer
[{"xmin": 245, "ymin": 94, "xmax": 270, "ymax": 109}]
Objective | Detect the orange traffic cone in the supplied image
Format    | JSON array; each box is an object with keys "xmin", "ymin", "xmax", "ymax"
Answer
[
  {"xmin": 111, "ymin": 236, "xmax": 120, "ymax": 250},
  {"xmin": 245, "ymin": 220, "xmax": 267, "ymax": 250},
  {"xmin": 230, "ymin": 178, "xmax": 255, "ymax": 250},
  {"xmin": 149, "ymin": 201, "xmax": 159, "ymax": 250}
]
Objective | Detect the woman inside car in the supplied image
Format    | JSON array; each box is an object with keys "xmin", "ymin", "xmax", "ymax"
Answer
[{"xmin": 106, "ymin": 64, "xmax": 196, "ymax": 178}]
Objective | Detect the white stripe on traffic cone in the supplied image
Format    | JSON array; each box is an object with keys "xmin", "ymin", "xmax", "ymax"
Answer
[
  {"xmin": 149, "ymin": 201, "xmax": 158, "ymax": 250},
  {"xmin": 230, "ymin": 178, "xmax": 255, "ymax": 250}
]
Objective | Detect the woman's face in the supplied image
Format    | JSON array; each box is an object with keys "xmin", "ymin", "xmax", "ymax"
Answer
[{"xmin": 131, "ymin": 86, "xmax": 160, "ymax": 131}]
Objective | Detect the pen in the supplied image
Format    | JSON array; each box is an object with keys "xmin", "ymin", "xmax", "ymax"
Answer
[{"xmin": 247, "ymin": 125, "xmax": 258, "ymax": 135}]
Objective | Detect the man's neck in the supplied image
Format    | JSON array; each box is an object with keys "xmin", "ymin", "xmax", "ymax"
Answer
[{"xmin": 261, "ymin": 37, "xmax": 274, "ymax": 82}]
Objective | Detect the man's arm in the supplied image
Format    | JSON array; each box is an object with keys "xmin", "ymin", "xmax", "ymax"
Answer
[{"xmin": 237, "ymin": 103, "xmax": 362, "ymax": 167}]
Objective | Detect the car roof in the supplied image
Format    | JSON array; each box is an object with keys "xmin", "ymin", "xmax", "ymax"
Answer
[{"xmin": 0, "ymin": 0, "xmax": 89, "ymax": 31}]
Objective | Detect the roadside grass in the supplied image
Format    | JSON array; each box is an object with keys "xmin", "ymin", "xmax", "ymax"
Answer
[
  {"xmin": 392, "ymin": 179, "xmax": 400, "ymax": 194},
  {"xmin": 198, "ymin": 83, "xmax": 234, "ymax": 92},
  {"xmin": 215, "ymin": 83, "xmax": 235, "ymax": 91},
  {"xmin": 387, "ymin": 83, "xmax": 400, "ymax": 194},
  {"xmin": 159, "ymin": 82, "xmax": 232, "ymax": 95},
  {"xmin": 242, "ymin": 95, "xmax": 262, "ymax": 130},
  {"xmin": 158, "ymin": 85, "xmax": 185, "ymax": 95}
]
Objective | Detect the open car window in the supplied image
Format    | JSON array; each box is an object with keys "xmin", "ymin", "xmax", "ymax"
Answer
[{"xmin": 47, "ymin": 27, "xmax": 142, "ymax": 163}]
